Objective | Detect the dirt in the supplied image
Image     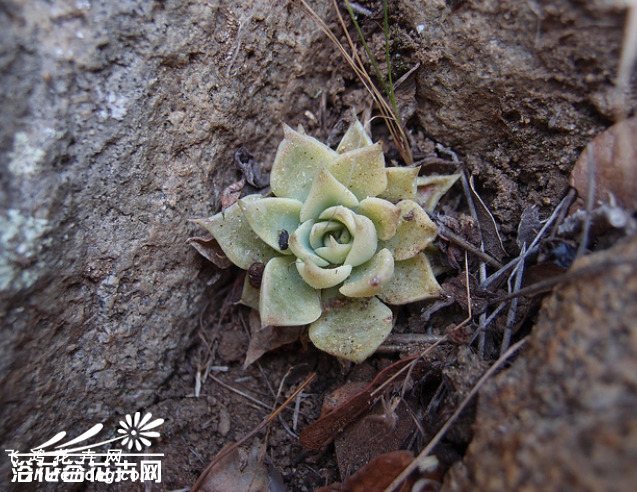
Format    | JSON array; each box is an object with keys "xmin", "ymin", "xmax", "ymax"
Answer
[{"xmin": 2, "ymin": 0, "xmax": 636, "ymax": 491}]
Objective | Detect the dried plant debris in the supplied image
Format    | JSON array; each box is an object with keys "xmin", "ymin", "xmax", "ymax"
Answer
[
  {"xmin": 300, "ymin": 355, "xmax": 438, "ymax": 450},
  {"xmin": 570, "ymin": 116, "xmax": 637, "ymax": 213},
  {"xmin": 467, "ymin": 175, "xmax": 507, "ymax": 261},
  {"xmin": 186, "ymin": 233, "xmax": 234, "ymax": 269},
  {"xmin": 516, "ymin": 205, "xmax": 542, "ymax": 250},
  {"xmin": 234, "ymin": 147, "xmax": 271, "ymax": 190},
  {"xmin": 244, "ymin": 310, "xmax": 300, "ymax": 368},
  {"xmin": 314, "ymin": 450, "xmax": 420, "ymax": 492},
  {"xmin": 193, "ymin": 441, "xmax": 270, "ymax": 492}
]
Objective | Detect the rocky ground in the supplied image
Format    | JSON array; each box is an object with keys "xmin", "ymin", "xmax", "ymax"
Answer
[{"xmin": 1, "ymin": 1, "xmax": 636, "ymax": 491}]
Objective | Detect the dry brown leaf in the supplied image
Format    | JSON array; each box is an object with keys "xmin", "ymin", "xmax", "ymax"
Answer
[
  {"xmin": 300, "ymin": 356, "xmax": 434, "ymax": 450},
  {"xmin": 335, "ymin": 396, "xmax": 417, "ymax": 481},
  {"xmin": 234, "ymin": 147, "xmax": 270, "ymax": 189},
  {"xmin": 221, "ymin": 178, "xmax": 246, "ymax": 211},
  {"xmin": 314, "ymin": 450, "xmax": 415, "ymax": 492},
  {"xmin": 570, "ymin": 116, "xmax": 637, "ymax": 213},
  {"xmin": 243, "ymin": 309, "xmax": 301, "ymax": 368},
  {"xmin": 517, "ymin": 205, "xmax": 542, "ymax": 249},
  {"xmin": 194, "ymin": 441, "xmax": 268, "ymax": 492},
  {"xmin": 468, "ymin": 175, "xmax": 507, "ymax": 261},
  {"xmin": 186, "ymin": 232, "xmax": 234, "ymax": 269}
]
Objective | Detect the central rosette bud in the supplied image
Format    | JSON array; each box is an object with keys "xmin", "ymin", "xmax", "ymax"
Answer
[{"xmin": 289, "ymin": 206, "xmax": 378, "ymax": 289}]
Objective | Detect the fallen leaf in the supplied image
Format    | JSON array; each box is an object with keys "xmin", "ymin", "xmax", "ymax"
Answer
[
  {"xmin": 194, "ymin": 441, "xmax": 268, "ymax": 492},
  {"xmin": 221, "ymin": 178, "xmax": 246, "ymax": 211},
  {"xmin": 441, "ymin": 274, "xmax": 495, "ymax": 315},
  {"xmin": 570, "ymin": 116, "xmax": 637, "ymax": 212},
  {"xmin": 186, "ymin": 233, "xmax": 234, "ymax": 269},
  {"xmin": 335, "ymin": 395, "xmax": 417, "ymax": 480},
  {"xmin": 234, "ymin": 147, "xmax": 270, "ymax": 189},
  {"xmin": 517, "ymin": 205, "xmax": 542, "ymax": 249},
  {"xmin": 314, "ymin": 451, "xmax": 416, "ymax": 492},
  {"xmin": 300, "ymin": 356, "xmax": 435, "ymax": 450},
  {"xmin": 243, "ymin": 309, "xmax": 300, "ymax": 368},
  {"xmin": 468, "ymin": 175, "xmax": 507, "ymax": 261}
]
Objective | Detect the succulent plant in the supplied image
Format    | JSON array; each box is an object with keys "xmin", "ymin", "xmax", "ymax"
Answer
[{"xmin": 193, "ymin": 120, "xmax": 458, "ymax": 363}]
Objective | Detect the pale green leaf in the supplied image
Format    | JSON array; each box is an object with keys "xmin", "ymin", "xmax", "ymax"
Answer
[
  {"xmin": 296, "ymin": 259, "xmax": 352, "ymax": 289},
  {"xmin": 239, "ymin": 197, "xmax": 302, "ymax": 254},
  {"xmin": 260, "ymin": 257, "xmax": 322, "ymax": 326},
  {"xmin": 270, "ymin": 125, "xmax": 338, "ymax": 202},
  {"xmin": 340, "ymin": 248, "xmax": 394, "ymax": 297},
  {"xmin": 318, "ymin": 205, "xmax": 357, "ymax": 232},
  {"xmin": 377, "ymin": 167, "xmax": 420, "ymax": 202},
  {"xmin": 336, "ymin": 119, "xmax": 373, "ymax": 153},
  {"xmin": 416, "ymin": 174, "xmax": 461, "ymax": 212},
  {"xmin": 288, "ymin": 220, "xmax": 329, "ymax": 267},
  {"xmin": 344, "ymin": 214, "xmax": 378, "ymax": 267},
  {"xmin": 377, "ymin": 254, "xmax": 442, "ymax": 305},
  {"xmin": 309, "ymin": 292, "xmax": 393, "ymax": 363},
  {"xmin": 327, "ymin": 143, "xmax": 387, "ymax": 200},
  {"xmin": 355, "ymin": 197, "xmax": 401, "ymax": 241},
  {"xmin": 314, "ymin": 236, "xmax": 352, "ymax": 264},
  {"xmin": 192, "ymin": 199, "xmax": 280, "ymax": 270},
  {"xmin": 240, "ymin": 275, "xmax": 260, "ymax": 310},
  {"xmin": 300, "ymin": 166, "xmax": 359, "ymax": 222},
  {"xmin": 383, "ymin": 200, "xmax": 438, "ymax": 261}
]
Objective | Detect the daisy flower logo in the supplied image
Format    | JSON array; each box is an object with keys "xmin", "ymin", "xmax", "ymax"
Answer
[{"xmin": 117, "ymin": 412, "xmax": 164, "ymax": 451}]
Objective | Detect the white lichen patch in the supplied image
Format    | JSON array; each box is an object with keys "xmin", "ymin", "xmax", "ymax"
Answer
[
  {"xmin": 8, "ymin": 132, "xmax": 46, "ymax": 178},
  {"xmin": 0, "ymin": 209, "xmax": 50, "ymax": 291}
]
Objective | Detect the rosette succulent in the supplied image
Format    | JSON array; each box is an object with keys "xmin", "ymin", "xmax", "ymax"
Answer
[{"xmin": 194, "ymin": 120, "xmax": 453, "ymax": 363}]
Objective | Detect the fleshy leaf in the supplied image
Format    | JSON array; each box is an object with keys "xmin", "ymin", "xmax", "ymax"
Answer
[
  {"xmin": 345, "ymin": 215, "xmax": 378, "ymax": 267},
  {"xmin": 309, "ymin": 220, "xmax": 345, "ymax": 250},
  {"xmin": 300, "ymin": 166, "xmax": 359, "ymax": 222},
  {"xmin": 339, "ymin": 248, "xmax": 394, "ymax": 297},
  {"xmin": 318, "ymin": 207, "xmax": 377, "ymax": 267},
  {"xmin": 239, "ymin": 197, "xmax": 302, "ymax": 254},
  {"xmin": 377, "ymin": 254, "xmax": 442, "ymax": 305},
  {"xmin": 309, "ymin": 290, "xmax": 394, "ymax": 363},
  {"xmin": 192, "ymin": 199, "xmax": 280, "ymax": 270},
  {"xmin": 377, "ymin": 167, "xmax": 420, "ymax": 202},
  {"xmin": 328, "ymin": 143, "xmax": 388, "ymax": 200},
  {"xmin": 336, "ymin": 119, "xmax": 373, "ymax": 153},
  {"xmin": 383, "ymin": 200, "xmax": 438, "ymax": 261},
  {"xmin": 270, "ymin": 125, "xmax": 339, "ymax": 201},
  {"xmin": 314, "ymin": 236, "xmax": 352, "ymax": 264},
  {"xmin": 289, "ymin": 220, "xmax": 329, "ymax": 267},
  {"xmin": 296, "ymin": 260, "xmax": 352, "ymax": 289},
  {"xmin": 416, "ymin": 174, "xmax": 461, "ymax": 212},
  {"xmin": 260, "ymin": 257, "xmax": 322, "ymax": 326},
  {"xmin": 355, "ymin": 197, "xmax": 401, "ymax": 241},
  {"xmin": 318, "ymin": 205, "xmax": 357, "ymax": 232}
]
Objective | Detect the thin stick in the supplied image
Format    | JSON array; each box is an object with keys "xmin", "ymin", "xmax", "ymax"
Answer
[
  {"xmin": 435, "ymin": 220, "xmax": 503, "ymax": 269},
  {"xmin": 382, "ymin": 340, "xmax": 526, "ymax": 492},
  {"xmin": 460, "ymin": 171, "xmax": 488, "ymax": 357},
  {"xmin": 209, "ymin": 374, "xmax": 272, "ymax": 411},
  {"xmin": 190, "ymin": 373, "xmax": 316, "ymax": 492},
  {"xmin": 500, "ymin": 245, "xmax": 526, "ymax": 356}
]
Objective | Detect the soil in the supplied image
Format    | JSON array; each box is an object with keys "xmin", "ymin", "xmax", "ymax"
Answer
[{"xmin": 2, "ymin": 1, "xmax": 637, "ymax": 491}]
